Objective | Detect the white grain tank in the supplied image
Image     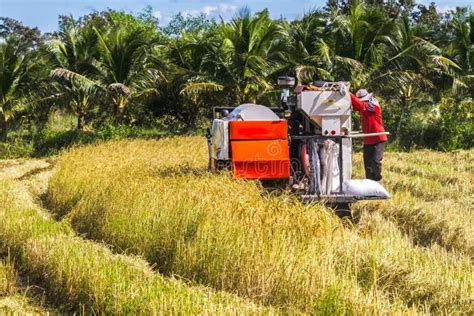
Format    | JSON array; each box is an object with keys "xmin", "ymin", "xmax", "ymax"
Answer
[{"xmin": 226, "ymin": 103, "xmax": 280, "ymax": 121}]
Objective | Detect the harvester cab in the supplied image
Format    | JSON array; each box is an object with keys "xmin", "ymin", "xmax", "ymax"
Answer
[{"xmin": 207, "ymin": 77, "xmax": 390, "ymax": 219}]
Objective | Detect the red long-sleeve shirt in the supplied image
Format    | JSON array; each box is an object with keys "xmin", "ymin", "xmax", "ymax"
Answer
[{"xmin": 350, "ymin": 93, "xmax": 388, "ymax": 145}]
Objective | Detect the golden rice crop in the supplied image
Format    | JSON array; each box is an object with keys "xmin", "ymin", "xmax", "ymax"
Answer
[
  {"xmin": 353, "ymin": 150, "xmax": 474, "ymax": 257},
  {"xmin": 47, "ymin": 136, "xmax": 474, "ymax": 313},
  {"xmin": 0, "ymin": 179, "xmax": 274, "ymax": 314},
  {"xmin": 0, "ymin": 254, "xmax": 52, "ymax": 314},
  {"xmin": 0, "ymin": 257, "xmax": 15, "ymax": 298}
]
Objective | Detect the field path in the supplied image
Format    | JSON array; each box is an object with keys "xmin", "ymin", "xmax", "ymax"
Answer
[
  {"xmin": 0, "ymin": 158, "xmax": 55, "ymax": 202},
  {"xmin": 0, "ymin": 159, "xmax": 52, "ymax": 181},
  {"xmin": 0, "ymin": 159, "xmax": 58, "ymax": 314}
]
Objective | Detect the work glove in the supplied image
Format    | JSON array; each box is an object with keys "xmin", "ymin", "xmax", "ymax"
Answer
[{"xmin": 338, "ymin": 82, "xmax": 348, "ymax": 96}]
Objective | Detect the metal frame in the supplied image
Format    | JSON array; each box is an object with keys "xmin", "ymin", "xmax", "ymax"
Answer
[
  {"xmin": 289, "ymin": 134, "xmax": 390, "ymax": 203},
  {"xmin": 209, "ymin": 106, "xmax": 391, "ymax": 205},
  {"xmin": 291, "ymin": 134, "xmax": 344, "ymax": 194}
]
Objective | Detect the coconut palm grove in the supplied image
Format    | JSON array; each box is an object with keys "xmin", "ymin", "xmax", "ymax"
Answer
[{"xmin": 0, "ymin": 1, "xmax": 473, "ymax": 156}]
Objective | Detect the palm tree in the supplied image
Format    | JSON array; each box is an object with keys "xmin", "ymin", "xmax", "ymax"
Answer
[
  {"xmin": 94, "ymin": 25, "xmax": 157, "ymax": 123},
  {"xmin": 47, "ymin": 21, "xmax": 101, "ymax": 130},
  {"xmin": 369, "ymin": 16, "xmax": 457, "ymax": 141},
  {"xmin": 288, "ymin": 3, "xmax": 396, "ymax": 88},
  {"xmin": 154, "ymin": 30, "xmax": 223, "ymax": 129},
  {"xmin": 292, "ymin": 4, "xmax": 453, "ymax": 142},
  {"xmin": 286, "ymin": 10, "xmax": 332, "ymax": 83},
  {"xmin": 446, "ymin": 9, "xmax": 474, "ymax": 96},
  {"xmin": 205, "ymin": 9, "xmax": 288, "ymax": 105},
  {"xmin": 328, "ymin": 3, "xmax": 397, "ymax": 89},
  {"xmin": 0, "ymin": 37, "xmax": 39, "ymax": 142}
]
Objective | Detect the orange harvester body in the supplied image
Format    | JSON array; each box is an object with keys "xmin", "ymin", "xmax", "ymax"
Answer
[{"xmin": 228, "ymin": 121, "xmax": 290, "ymax": 179}]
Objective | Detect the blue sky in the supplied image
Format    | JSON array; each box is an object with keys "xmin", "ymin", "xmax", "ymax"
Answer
[{"xmin": 0, "ymin": 0, "xmax": 471, "ymax": 32}]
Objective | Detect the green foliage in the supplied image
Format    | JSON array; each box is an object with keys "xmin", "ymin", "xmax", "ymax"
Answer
[
  {"xmin": 0, "ymin": 36, "xmax": 42, "ymax": 142},
  {"xmin": 434, "ymin": 98, "xmax": 474, "ymax": 150},
  {"xmin": 0, "ymin": 17, "xmax": 42, "ymax": 52},
  {"xmin": 0, "ymin": 137, "xmax": 34, "ymax": 158},
  {"xmin": 384, "ymin": 97, "xmax": 474, "ymax": 151},
  {"xmin": 1, "ymin": 2, "xmax": 473, "ymax": 154},
  {"xmin": 163, "ymin": 12, "xmax": 217, "ymax": 36},
  {"xmin": 33, "ymin": 123, "xmax": 167, "ymax": 156}
]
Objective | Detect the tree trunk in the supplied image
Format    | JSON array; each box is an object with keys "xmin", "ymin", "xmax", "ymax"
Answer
[
  {"xmin": 77, "ymin": 113, "xmax": 86, "ymax": 130},
  {"xmin": 0, "ymin": 117, "xmax": 8, "ymax": 143},
  {"xmin": 115, "ymin": 109, "xmax": 124, "ymax": 124},
  {"xmin": 114, "ymin": 103, "xmax": 125, "ymax": 124}
]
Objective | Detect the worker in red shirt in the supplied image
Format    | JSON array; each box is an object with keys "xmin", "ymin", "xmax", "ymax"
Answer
[{"xmin": 350, "ymin": 89, "xmax": 388, "ymax": 181}]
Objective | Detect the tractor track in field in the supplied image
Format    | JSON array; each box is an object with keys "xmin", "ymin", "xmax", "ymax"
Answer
[{"xmin": 0, "ymin": 159, "xmax": 54, "ymax": 181}]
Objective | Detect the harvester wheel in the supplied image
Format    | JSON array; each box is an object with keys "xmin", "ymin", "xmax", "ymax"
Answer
[
  {"xmin": 334, "ymin": 203, "xmax": 353, "ymax": 227},
  {"xmin": 215, "ymin": 160, "xmax": 231, "ymax": 171}
]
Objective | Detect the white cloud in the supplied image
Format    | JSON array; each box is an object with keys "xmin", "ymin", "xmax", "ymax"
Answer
[
  {"xmin": 153, "ymin": 11, "xmax": 162, "ymax": 19},
  {"xmin": 153, "ymin": 10, "xmax": 173, "ymax": 25},
  {"xmin": 182, "ymin": 4, "xmax": 237, "ymax": 18}
]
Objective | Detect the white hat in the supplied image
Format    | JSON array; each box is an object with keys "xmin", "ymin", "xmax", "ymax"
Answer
[{"xmin": 356, "ymin": 89, "xmax": 373, "ymax": 101}]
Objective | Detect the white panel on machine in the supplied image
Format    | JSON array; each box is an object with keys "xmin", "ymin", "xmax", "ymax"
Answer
[
  {"xmin": 322, "ymin": 116, "xmax": 341, "ymax": 135},
  {"xmin": 297, "ymin": 90, "xmax": 351, "ymax": 136},
  {"xmin": 226, "ymin": 103, "xmax": 280, "ymax": 121},
  {"xmin": 297, "ymin": 86, "xmax": 353, "ymax": 182}
]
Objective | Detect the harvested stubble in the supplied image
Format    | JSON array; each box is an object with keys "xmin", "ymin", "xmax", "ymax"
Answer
[
  {"xmin": 0, "ymin": 180, "xmax": 274, "ymax": 314},
  {"xmin": 353, "ymin": 149, "xmax": 474, "ymax": 258},
  {"xmin": 47, "ymin": 137, "xmax": 474, "ymax": 313}
]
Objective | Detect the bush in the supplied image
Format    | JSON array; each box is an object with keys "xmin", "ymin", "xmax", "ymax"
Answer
[
  {"xmin": 385, "ymin": 98, "xmax": 473, "ymax": 151},
  {"xmin": 435, "ymin": 98, "xmax": 474, "ymax": 151},
  {"xmin": 32, "ymin": 124, "xmax": 168, "ymax": 157}
]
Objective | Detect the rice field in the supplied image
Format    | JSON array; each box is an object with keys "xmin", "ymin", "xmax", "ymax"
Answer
[
  {"xmin": 0, "ymin": 173, "xmax": 274, "ymax": 314},
  {"xmin": 353, "ymin": 150, "xmax": 474, "ymax": 258},
  {"xmin": 40, "ymin": 136, "xmax": 473, "ymax": 314},
  {"xmin": 0, "ymin": 253, "xmax": 52, "ymax": 314}
]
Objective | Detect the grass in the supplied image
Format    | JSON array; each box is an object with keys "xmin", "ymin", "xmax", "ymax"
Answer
[
  {"xmin": 46, "ymin": 136, "xmax": 474, "ymax": 313},
  {"xmin": 0, "ymin": 179, "xmax": 274, "ymax": 314}
]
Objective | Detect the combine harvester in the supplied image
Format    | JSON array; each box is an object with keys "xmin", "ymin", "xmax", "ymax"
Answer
[{"xmin": 207, "ymin": 77, "xmax": 390, "ymax": 220}]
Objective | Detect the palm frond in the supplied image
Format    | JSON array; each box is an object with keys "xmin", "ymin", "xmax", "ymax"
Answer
[
  {"xmin": 51, "ymin": 68, "xmax": 101, "ymax": 93},
  {"xmin": 179, "ymin": 82, "xmax": 224, "ymax": 96},
  {"xmin": 108, "ymin": 83, "xmax": 131, "ymax": 96}
]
